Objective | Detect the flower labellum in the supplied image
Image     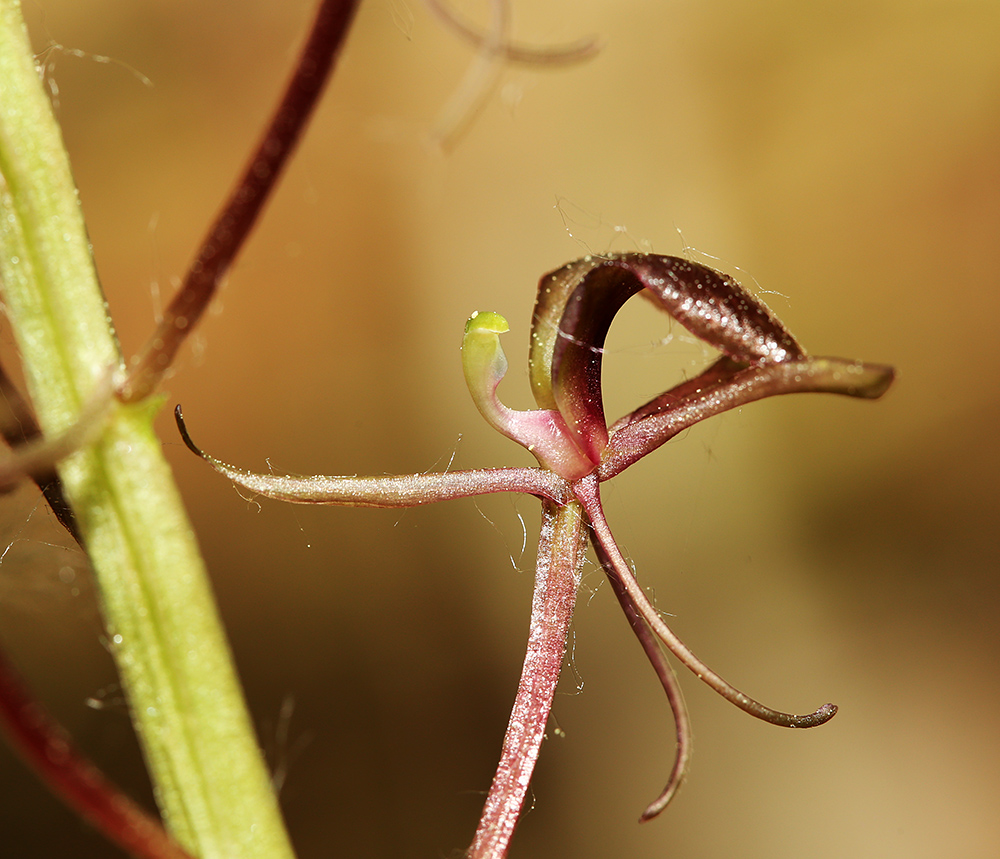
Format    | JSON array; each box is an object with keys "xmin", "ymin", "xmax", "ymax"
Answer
[{"xmin": 462, "ymin": 310, "xmax": 597, "ymax": 480}]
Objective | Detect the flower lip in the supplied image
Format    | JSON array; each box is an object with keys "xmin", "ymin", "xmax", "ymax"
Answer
[{"xmin": 462, "ymin": 311, "xmax": 597, "ymax": 480}]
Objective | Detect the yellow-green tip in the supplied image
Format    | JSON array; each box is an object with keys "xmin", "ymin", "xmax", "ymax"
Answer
[{"xmin": 465, "ymin": 310, "xmax": 509, "ymax": 335}]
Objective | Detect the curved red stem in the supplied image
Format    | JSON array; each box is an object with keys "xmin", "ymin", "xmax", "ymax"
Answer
[
  {"xmin": 0, "ymin": 647, "xmax": 195, "ymax": 859},
  {"xmin": 121, "ymin": 0, "xmax": 362, "ymax": 401}
]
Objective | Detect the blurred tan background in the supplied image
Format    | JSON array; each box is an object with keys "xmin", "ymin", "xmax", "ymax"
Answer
[{"xmin": 1, "ymin": 0, "xmax": 998, "ymax": 856}]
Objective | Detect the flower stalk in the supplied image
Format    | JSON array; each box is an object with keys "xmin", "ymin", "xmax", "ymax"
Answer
[{"xmin": 468, "ymin": 500, "xmax": 588, "ymax": 859}]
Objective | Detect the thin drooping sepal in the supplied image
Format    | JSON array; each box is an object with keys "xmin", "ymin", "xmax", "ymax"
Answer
[
  {"xmin": 601, "ymin": 356, "xmax": 895, "ymax": 479},
  {"xmin": 467, "ymin": 500, "xmax": 588, "ymax": 859},
  {"xmin": 175, "ymin": 406, "xmax": 567, "ymax": 506},
  {"xmin": 591, "ymin": 534, "xmax": 692, "ymax": 821},
  {"xmin": 573, "ymin": 475, "xmax": 837, "ymax": 729}
]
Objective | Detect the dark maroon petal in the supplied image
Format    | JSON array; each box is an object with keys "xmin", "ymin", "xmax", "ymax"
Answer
[
  {"xmin": 529, "ymin": 254, "xmax": 805, "ymax": 465},
  {"xmin": 532, "ymin": 258, "xmax": 647, "ymax": 461},
  {"xmin": 529, "ymin": 256, "xmax": 606, "ymax": 410},
  {"xmin": 630, "ymin": 254, "xmax": 805, "ymax": 363}
]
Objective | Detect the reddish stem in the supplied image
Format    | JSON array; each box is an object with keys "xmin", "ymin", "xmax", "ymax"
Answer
[
  {"xmin": 120, "ymin": 0, "xmax": 362, "ymax": 402},
  {"xmin": 467, "ymin": 501, "xmax": 586, "ymax": 859},
  {"xmin": 0, "ymin": 362, "xmax": 79, "ymax": 539},
  {"xmin": 0, "ymin": 647, "xmax": 195, "ymax": 859}
]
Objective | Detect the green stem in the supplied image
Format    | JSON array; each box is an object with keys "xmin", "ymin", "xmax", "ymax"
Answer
[{"xmin": 0, "ymin": 3, "xmax": 294, "ymax": 857}]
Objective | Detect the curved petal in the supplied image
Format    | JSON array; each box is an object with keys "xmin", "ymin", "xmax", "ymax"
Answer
[
  {"xmin": 530, "ymin": 257, "xmax": 645, "ymax": 461},
  {"xmin": 629, "ymin": 254, "xmax": 805, "ymax": 364},
  {"xmin": 529, "ymin": 254, "xmax": 807, "ymax": 468},
  {"xmin": 529, "ymin": 256, "xmax": 605, "ymax": 411}
]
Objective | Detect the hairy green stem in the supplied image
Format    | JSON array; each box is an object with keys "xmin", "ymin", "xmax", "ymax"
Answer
[{"xmin": 0, "ymin": 3, "xmax": 294, "ymax": 857}]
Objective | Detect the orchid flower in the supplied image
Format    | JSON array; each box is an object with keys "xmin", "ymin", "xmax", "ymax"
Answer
[{"xmin": 175, "ymin": 252, "xmax": 894, "ymax": 859}]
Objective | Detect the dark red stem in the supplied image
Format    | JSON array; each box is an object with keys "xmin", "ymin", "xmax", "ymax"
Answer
[
  {"xmin": 0, "ymin": 647, "xmax": 195, "ymax": 859},
  {"xmin": 121, "ymin": 0, "xmax": 362, "ymax": 402}
]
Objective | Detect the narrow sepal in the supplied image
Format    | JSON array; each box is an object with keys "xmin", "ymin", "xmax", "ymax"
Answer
[
  {"xmin": 601, "ymin": 356, "xmax": 896, "ymax": 479},
  {"xmin": 175, "ymin": 405, "xmax": 568, "ymax": 505}
]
